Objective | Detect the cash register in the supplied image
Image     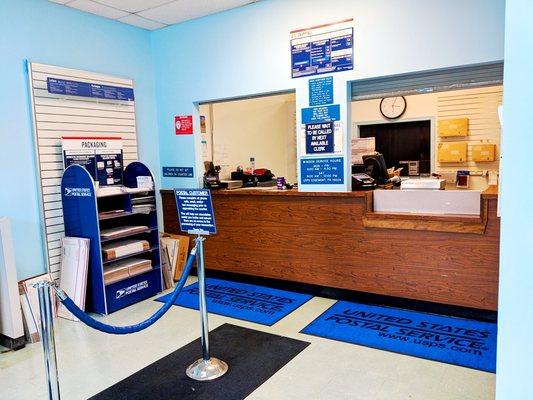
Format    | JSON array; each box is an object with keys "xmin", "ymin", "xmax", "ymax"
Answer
[
  {"xmin": 351, "ymin": 152, "xmax": 390, "ymax": 190},
  {"xmin": 203, "ymin": 161, "xmax": 227, "ymax": 189}
]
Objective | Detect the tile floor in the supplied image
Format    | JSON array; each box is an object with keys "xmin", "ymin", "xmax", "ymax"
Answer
[{"xmin": 0, "ymin": 277, "xmax": 495, "ymax": 399}]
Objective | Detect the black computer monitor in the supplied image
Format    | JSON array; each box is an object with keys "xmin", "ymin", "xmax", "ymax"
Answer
[{"xmin": 363, "ymin": 153, "xmax": 389, "ymax": 183}]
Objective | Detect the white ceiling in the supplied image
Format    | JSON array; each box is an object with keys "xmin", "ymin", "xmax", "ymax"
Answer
[{"xmin": 48, "ymin": 0, "xmax": 260, "ymax": 30}]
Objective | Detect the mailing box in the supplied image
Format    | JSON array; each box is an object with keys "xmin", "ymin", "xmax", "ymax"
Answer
[
  {"xmin": 438, "ymin": 142, "xmax": 467, "ymax": 163},
  {"xmin": 438, "ymin": 118, "xmax": 469, "ymax": 137},
  {"xmin": 472, "ymin": 144, "xmax": 496, "ymax": 162}
]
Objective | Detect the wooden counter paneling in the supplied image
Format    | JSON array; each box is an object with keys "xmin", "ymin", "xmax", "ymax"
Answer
[{"xmin": 161, "ymin": 189, "xmax": 500, "ymax": 310}]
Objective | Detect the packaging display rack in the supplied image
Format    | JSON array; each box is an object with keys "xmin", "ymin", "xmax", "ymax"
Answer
[{"xmin": 61, "ymin": 162, "xmax": 162, "ymax": 314}]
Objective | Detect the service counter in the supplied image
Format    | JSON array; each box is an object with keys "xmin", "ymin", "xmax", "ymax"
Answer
[{"xmin": 160, "ymin": 186, "xmax": 500, "ymax": 310}]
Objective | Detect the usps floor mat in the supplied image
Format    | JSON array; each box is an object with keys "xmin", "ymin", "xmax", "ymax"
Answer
[
  {"xmin": 301, "ymin": 300, "xmax": 497, "ymax": 372},
  {"xmin": 156, "ymin": 277, "xmax": 313, "ymax": 326}
]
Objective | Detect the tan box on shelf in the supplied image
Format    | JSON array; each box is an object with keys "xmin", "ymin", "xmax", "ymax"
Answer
[
  {"xmin": 472, "ymin": 144, "xmax": 496, "ymax": 162},
  {"xmin": 438, "ymin": 118, "xmax": 469, "ymax": 137},
  {"xmin": 438, "ymin": 142, "xmax": 468, "ymax": 163}
]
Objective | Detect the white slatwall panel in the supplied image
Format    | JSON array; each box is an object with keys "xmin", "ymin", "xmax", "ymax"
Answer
[
  {"xmin": 436, "ymin": 86, "xmax": 503, "ymax": 170},
  {"xmin": 28, "ymin": 62, "xmax": 139, "ymax": 277}
]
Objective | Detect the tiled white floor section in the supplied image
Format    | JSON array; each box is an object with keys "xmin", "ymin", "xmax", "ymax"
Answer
[{"xmin": 0, "ymin": 277, "xmax": 495, "ymax": 399}]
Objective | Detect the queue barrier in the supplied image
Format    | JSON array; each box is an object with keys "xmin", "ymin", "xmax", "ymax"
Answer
[{"xmin": 35, "ymin": 235, "xmax": 228, "ymax": 400}]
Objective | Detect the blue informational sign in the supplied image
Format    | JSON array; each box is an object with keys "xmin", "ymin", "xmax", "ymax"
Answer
[
  {"xmin": 63, "ymin": 151, "xmax": 97, "ymax": 181},
  {"xmin": 291, "ymin": 27, "xmax": 353, "ymax": 78},
  {"xmin": 300, "ymin": 157, "xmax": 344, "ymax": 185},
  {"xmin": 174, "ymin": 189, "xmax": 217, "ymax": 235},
  {"xmin": 309, "ymin": 76, "xmax": 333, "ymax": 106},
  {"xmin": 305, "ymin": 122, "xmax": 334, "ymax": 154},
  {"xmin": 47, "ymin": 78, "xmax": 134, "ymax": 101},
  {"xmin": 163, "ymin": 167, "xmax": 194, "ymax": 178},
  {"xmin": 301, "ymin": 104, "xmax": 340, "ymax": 124},
  {"xmin": 95, "ymin": 151, "xmax": 123, "ymax": 186}
]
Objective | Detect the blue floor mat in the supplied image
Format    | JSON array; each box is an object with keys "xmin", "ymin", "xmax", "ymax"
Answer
[
  {"xmin": 301, "ymin": 301, "xmax": 497, "ymax": 372},
  {"xmin": 156, "ymin": 278, "xmax": 313, "ymax": 326}
]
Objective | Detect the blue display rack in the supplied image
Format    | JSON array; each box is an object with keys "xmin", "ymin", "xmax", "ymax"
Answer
[{"xmin": 61, "ymin": 162, "xmax": 162, "ymax": 314}]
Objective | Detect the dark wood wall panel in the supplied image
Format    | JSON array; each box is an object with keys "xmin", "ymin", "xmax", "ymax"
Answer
[{"xmin": 161, "ymin": 190, "xmax": 500, "ymax": 310}]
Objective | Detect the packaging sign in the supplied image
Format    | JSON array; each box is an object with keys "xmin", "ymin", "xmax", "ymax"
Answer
[
  {"xmin": 62, "ymin": 137, "xmax": 123, "ymax": 186},
  {"xmin": 305, "ymin": 122, "xmax": 334, "ymax": 154},
  {"xmin": 174, "ymin": 189, "xmax": 217, "ymax": 235},
  {"xmin": 291, "ymin": 19, "xmax": 354, "ymax": 78},
  {"xmin": 62, "ymin": 149, "xmax": 97, "ymax": 180},
  {"xmin": 309, "ymin": 76, "xmax": 334, "ymax": 106},
  {"xmin": 301, "ymin": 104, "xmax": 340, "ymax": 124},
  {"xmin": 47, "ymin": 78, "xmax": 134, "ymax": 101},
  {"xmin": 96, "ymin": 150, "xmax": 123, "ymax": 186},
  {"xmin": 163, "ymin": 167, "xmax": 194, "ymax": 178},
  {"xmin": 300, "ymin": 157, "xmax": 344, "ymax": 185},
  {"xmin": 175, "ymin": 115, "xmax": 193, "ymax": 135}
]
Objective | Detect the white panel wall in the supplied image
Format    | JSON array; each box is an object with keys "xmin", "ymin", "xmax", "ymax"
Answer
[{"xmin": 28, "ymin": 62, "xmax": 139, "ymax": 279}]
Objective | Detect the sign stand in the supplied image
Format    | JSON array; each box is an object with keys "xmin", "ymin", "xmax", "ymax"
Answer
[
  {"xmin": 174, "ymin": 188, "xmax": 228, "ymax": 381},
  {"xmin": 185, "ymin": 235, "xmax": 228, "ymax": 381}
]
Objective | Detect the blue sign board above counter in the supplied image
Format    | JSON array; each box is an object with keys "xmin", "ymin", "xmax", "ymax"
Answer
[
  {"xmin": 163, "ymin": 167, "xmax": 194, "ymax": 178},
  {"xmin": 301, "ymin": 104, "xmax": 340, "ymax": 124},
  {"xmin": 291, "ymin": 19, "xmax": 353, "ymax": 78},
  {"xmin": 309, "ymin": 76, "xmax": 333, "ymax": 106},
  {"xmin": 174, "ymin": 189, "xmax": 217, "ymax": 235},
  {"xmin": 47, "ymin": 78, "xmax": 134, "ymax": 101},
  {"xmin": 305, "ymin": 122, "xmax": 334, "ymax": 154},
  {"xmin": 300, "ymin": 157, "xmax": 344, "ymax": 185}
]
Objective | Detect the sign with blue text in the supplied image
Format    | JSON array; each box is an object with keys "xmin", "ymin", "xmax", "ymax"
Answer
[
  {"xmin": 300, "ymin": 157, "xmax": 344, "ymax": 184},
  {"xmin": 47, "ymin": 78, "xmax": 134, "ymax": 101},
  {"xmin": 305, "ymin": 122, "xmax": 334, "ymax": 154},
  {"xmin": 291, "ymin": 19, "xmax": 354, "ymax": 78},
  {"xmin": 309, "ymin": 76, "xmax": 334, "ymax": 106},
  {"xmin": 301, "ymin": 104, "xmax": 340, "ymax": 124},
  {"xmin": 163, "ymin": 167, "xmax": 194, "ymax": 178},
  {"xmin": 174, "ymin": 189, "xmax": 216, "ymax": 235}
]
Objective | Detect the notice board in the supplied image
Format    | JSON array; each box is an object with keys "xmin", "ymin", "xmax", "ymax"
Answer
[{"xmin": 291, "ymin": 19, "xmax": 354, "ymax": 78}]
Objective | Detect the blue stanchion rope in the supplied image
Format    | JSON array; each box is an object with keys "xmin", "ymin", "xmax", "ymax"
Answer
[{"xmin": 54, "ymin": 246, "xmax": 197, "ymax": 335}]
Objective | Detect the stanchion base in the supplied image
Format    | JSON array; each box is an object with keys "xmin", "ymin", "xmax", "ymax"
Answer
[{"xmin": 186, "ymin": 357, "xmax": 228, "ymax": 381}]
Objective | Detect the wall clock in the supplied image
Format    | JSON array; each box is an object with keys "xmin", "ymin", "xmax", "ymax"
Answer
[{"xmin": 380, "ymin": 96, "xmax": 407, "ymax": 119}]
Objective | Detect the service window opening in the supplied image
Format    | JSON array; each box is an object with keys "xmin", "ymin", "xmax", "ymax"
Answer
[{"xmin": 199, "ymin": 92, "xmax": 297, "ymax": 186}]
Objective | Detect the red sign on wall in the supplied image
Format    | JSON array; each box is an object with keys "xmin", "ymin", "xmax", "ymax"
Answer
[{"xmin": 175, "ymin": 115, "xmax": 193, "ymax": 135}]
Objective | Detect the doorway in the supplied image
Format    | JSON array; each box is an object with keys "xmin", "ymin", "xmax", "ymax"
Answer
[{"xmin": 359, "ymin": 120, "xmax": 431, "ymax": 174}]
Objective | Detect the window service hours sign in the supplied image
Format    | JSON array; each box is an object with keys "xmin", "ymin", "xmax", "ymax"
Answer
[{"xmin": 291, "ymin": 19, "xmax": 354, "ymax": 78}]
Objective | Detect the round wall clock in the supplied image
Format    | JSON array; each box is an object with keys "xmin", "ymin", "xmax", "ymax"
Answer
[{"xmin": 380, "ymin": 96, "xmax": 407, "ymax": 119}]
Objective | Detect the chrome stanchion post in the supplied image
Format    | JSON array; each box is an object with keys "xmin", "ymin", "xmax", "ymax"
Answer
[
  {"xmin": 186, "ymin": 235, "xmax": 228, "ymax": 381},
  {"xmin": 35, "ymin": 281, "xmax": 61, "ymax": 400}
]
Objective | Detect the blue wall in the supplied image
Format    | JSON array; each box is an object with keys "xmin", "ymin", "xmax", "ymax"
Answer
[
  {"xmin": 496, "ymin": 0, "xmax": 533, "ymax": 398},
  {"xmin": 151, "ymin": 0, "xmax": 505, "ymax": 189},
  {"xmin": 0, "ymin": 0, "xmax": 159, "ymax": 279}
]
